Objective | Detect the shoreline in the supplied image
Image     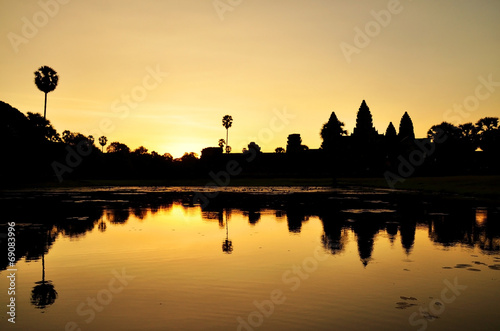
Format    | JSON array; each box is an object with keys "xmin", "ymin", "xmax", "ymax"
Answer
[{"xmin": 1, "ymin": 175, "xmax": 499, "ymax": 202}]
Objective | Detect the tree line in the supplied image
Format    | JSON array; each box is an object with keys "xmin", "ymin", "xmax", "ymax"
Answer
[
  {"xmin": 0, "ymin": 100, "xmax": 202, "ymax": 184},
  {"xmin": 2, "ymin": 98, "xmax": 499, "ymax": 184}
]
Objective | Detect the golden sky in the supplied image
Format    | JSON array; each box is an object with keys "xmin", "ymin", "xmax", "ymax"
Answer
[{"xmin": 1, "ymin": 0, "xmax": 499, "ymax": 157}]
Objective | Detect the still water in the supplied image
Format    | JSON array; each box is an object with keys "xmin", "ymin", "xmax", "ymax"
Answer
[{"xmin": 0, "ymin": 187, "xmax": 499, "ymax": 331}]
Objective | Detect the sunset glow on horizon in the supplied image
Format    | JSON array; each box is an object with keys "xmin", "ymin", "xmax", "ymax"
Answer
[{"xmin": 1, "ymin": 0, "xmax": 499, "ymax": 158}]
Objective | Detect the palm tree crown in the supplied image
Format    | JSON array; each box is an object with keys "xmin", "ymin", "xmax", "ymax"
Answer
[
  {"xmin": 34, "ymin": 66, "xmax": 59, "ymax": 119},
  {"xmin": 222, "ymin": 115, "xmax": 233, "ymax": 130},
  {"xmin": 35, "ymin": 66, "xmax": 58, "ymax": 93},
  {"xmin": 222, "ymin": 115, "xmax": 233, "ymax": 153},
  {"xmin": 99, "ymin": 136, "xmax": 108, "ymax": 152}
]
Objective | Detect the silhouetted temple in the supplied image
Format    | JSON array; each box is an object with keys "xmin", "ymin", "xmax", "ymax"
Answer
[{"xmin": 199, "ymin": 100, "xmax": 498, "ymax": 179}]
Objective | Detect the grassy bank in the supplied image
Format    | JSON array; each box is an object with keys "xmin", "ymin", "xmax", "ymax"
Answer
[
  {"xmin": 338, "ymin": 176, "xmax": 500, "ymax": 199},
  {"xmin": 13, "ymin": 177, "xmax": 336, "ymax": 188}
]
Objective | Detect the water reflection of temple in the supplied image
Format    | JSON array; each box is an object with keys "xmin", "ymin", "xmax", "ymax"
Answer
[{"xmin": 2, "ymin": 197, "xmax": 499, "ymax": 273}]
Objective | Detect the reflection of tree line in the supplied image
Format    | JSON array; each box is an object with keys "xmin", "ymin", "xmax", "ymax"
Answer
[
  {"xmin": 0, "ymin": 197, "xmax": 177, "ymax": 271},
  {"xmin": 201, "ymin": 202, "xmax": 500, "ymax": 266},
  {"xmin": 428, "ymin": 208, "xmax": 500, "ymax": 252},
  {"xmin": 1, "ymin": 197, "xmax": 499, "ymax": 311},
  {"xmin": 2, "ymin": 200, "xmax": 499, "ymax": 271},
  {"xmin": 0, "ymin": 197, "xmax": 177, "ymax": 311}
]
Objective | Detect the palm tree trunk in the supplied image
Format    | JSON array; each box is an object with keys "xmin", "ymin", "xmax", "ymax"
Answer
[
  {"xmin": 42, "ymin": 253, "xmax": 45, "ymax": 283},
  {"xmin": 226, "ymin": 129, "xmax": 229, "ymax": 153},
  {"xmin": 43, "ymin": 92, "xmax": 47, "ymax": 120}
]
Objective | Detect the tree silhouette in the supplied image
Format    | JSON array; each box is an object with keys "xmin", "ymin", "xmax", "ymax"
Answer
[
  {"xmin": 222, "ymin": 115, "xmax": 233, "ymax": 154},
  {"xmin": 248, "ymin": 142, "xmax": 261, "ymax": 153},
  {"xmin": 275, "ymin": 147, "xmax": 285, "ymax": 153},
  {"xmin": 476, "ymin": 117, "xmax": 500, "ymax": 153},
  {"xmin": 163, "ymin": 153, "xmax": 173, "ymax": 162},
  {"xmin": 99, "ymin": 136, "xmax": 107, "ymax": 152},
  {"xmin": 427, "ymin": 122, "xmax": 461, "ymax": 141},
  {"xmin": 26, "ymin": 112, "xmax": 60, "ymax": 142},
  {"xmin": 107, "ymin": 141, "xmax": 130, "ymax": 154},
  {"xmin": 427, "ymin": 122, "xmax": 462, "ymax": 164},
  {"xmin": 476, "ymin": 117, "xmax": 499, "ymax": 133},
  {"xmin": 181, "ymin": 152, "xmax": 198, "ymax": 163},
  {"xmin": 458, "ymin": 123, "xmax": 479, "ymax": 152},
  {"xmin": 133, "ymin": 146, "xmax": 148, "ymax": 155},
  {"xmin": 62, "ymin": 130, "xmax": 74, "ymax": 144},
  {"xmin": 320, "ymin": 111, "xmax": 347, "ymax": 151},
  {"xmin": 61, "ymin": 130, "xmax": 93, "ymax": 147},
  {"xmin": 34, "ymin": 66, "xmax": 59, "ymax": 120},
  {"xmin": 218, "ymin": 138, "xmax": 225, "ymax": 149},
  {"xmin": 352, "ymin": 100, "xmax": 377, "ymax": 139},
  {"xmin": 398, "ymin": 111, "xmax": 415, "ymax": 142}
]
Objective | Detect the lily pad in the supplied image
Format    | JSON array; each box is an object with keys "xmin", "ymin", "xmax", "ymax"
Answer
[
  {"xmin": 395, "ymin": 302, "xmax": 417, "ymax": 309},
  {"xmin": 400, "ymin": 296, "xmax": 417, "ymax": 301},
  {"xmin": 454, "ymin": 264, "xmax": 472, "ymax": 268}
]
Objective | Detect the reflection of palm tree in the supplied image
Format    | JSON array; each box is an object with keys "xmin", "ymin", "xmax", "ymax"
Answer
[
  {"xmin": 222, "ymin": 115, "xmax": 233, "ymax": 154},
  {"xmin": 31, "ymin": 251, "xmax": 57, "ymax": 309},
  {"xmin": 222, "ymin": 209, "xmax": 233, "ymax": 254},
  {"xmin": 34, "ymin": 66, "xmax": 59, "ymax": 120},
  {"xmin": 98, "ymin": 219, "xmax": 107, "ymax": 232}
]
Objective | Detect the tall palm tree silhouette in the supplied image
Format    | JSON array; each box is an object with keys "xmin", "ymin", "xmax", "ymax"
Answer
[
  {"xmin": 34, "ymin": 66, "xmax": 59, "ymax": 120},
  {"xmin": 222, "ymin": 115, "xmax": 233, "ymax": 154},
  {"xmin": 99, "ymin": 136, "xmax": 108, "ymax": 152}
]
